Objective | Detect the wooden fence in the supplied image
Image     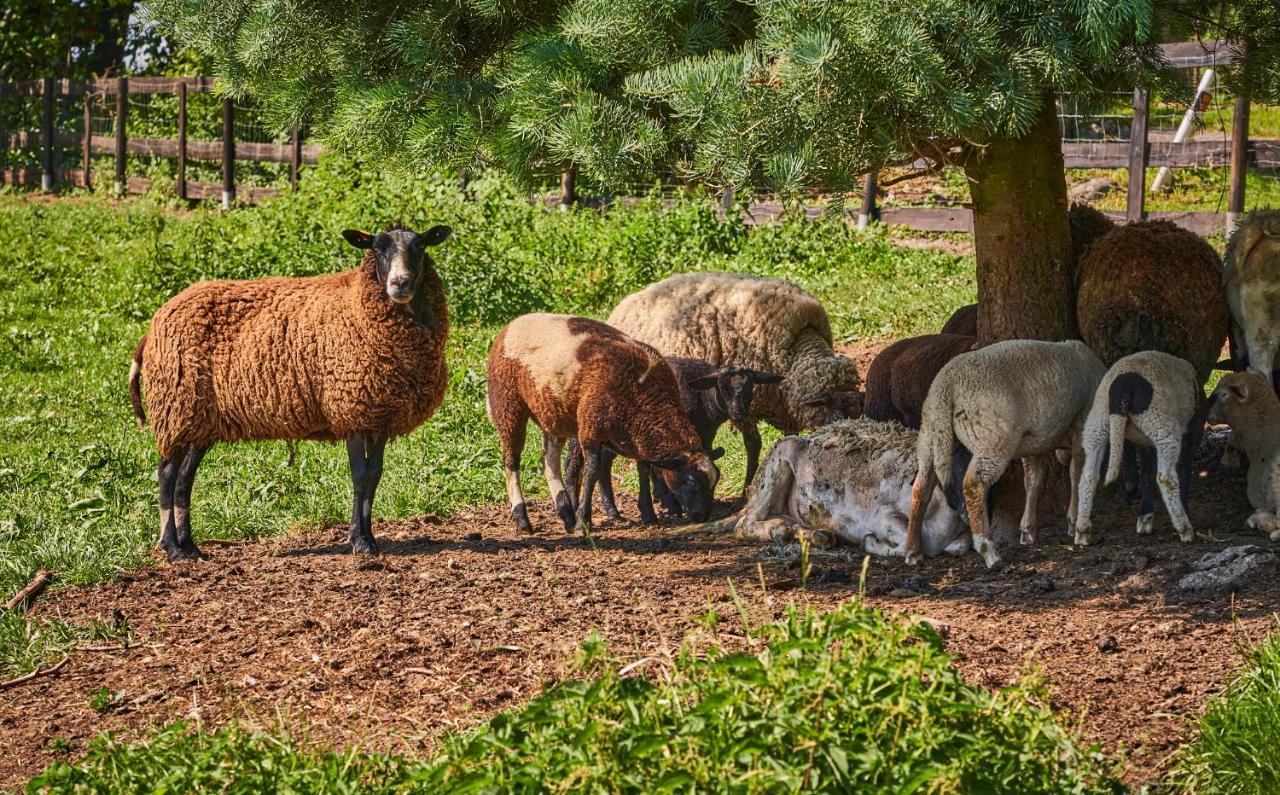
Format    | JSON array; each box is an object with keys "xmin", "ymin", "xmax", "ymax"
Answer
[{"xmin": 0, "ymin": 76, "xmax": 319, "ymax": 206}]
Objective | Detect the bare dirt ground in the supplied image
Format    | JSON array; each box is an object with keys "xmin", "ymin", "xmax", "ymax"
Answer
[{"xmin": 4, "ymin": 455, "xmax": 1278, "ymax": 790}]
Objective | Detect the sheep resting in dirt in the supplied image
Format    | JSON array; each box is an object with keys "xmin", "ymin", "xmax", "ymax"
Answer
[
  {"xmin": 906, "ymin": 339, "xmax": 1106, "ymax": 568},
  {"xmin": 1076, "ymin": 220, "xmax": 1227, "ymax": 383},
  {"xmin": 701, "ymin": 419, "xmax": 968, "ymax": 559},
  {"xmin": 486, "ymin": 314, "xmax": 720, "ymax": 535},
  {"xmin": 129, "ymin": 225, "xmax": 453, "ymax": 559},
  {"xmin": 607, "ymin": 272, "xmax": 863, "ymax": 485},
  {"xmin": 1208, "ymin": 372, "xmax": 1280, "ymax": 540},
  {"xmin": 565, "ymin": 357, "xmax": 780, "ymax": 522},
  {"xmin": 1222, "ymin": 210, "xmax": 1280, "ymax": 391},
  {"xmin": 863, "ymin": 333, "xmax": 976, "ymax": 429},
  {"xmin": 1073, "ymin": 352, "xmax": 1206, "ymax": 546}
]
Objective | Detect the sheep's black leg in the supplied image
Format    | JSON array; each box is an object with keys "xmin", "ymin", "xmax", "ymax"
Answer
[
  {"xmin": 637, "ymin": 462, "xmax": 658, "ymax": 525},
  {"xmin": 1121, "ymin": 441, "xmax": 1140, "ymax": 503},
  {"xmin": 563, "ymin": 439, "xmax": 582, "ymax": 505},
  {"xmin": 574, "ymin": 442, "xmax": 602, "ymax": 538},
  {"xmin": 742, "ymin": 423, "xmax": 762, "ymax": 495},
  {"xmin": 652, "ymin": 473, "xmax": 682, "ymax": 517},
  {"xmin": 346, "ymin": 432, "xmax": 380, "ymax": 555},
  {"xmin": 171, "ymin": 444, "xmax": 209, "ymax": 560},
  {"xmin": 157, "ymin": 455, "xmax": 181, "ymax": 560},
  {"xmin": 361, "ymin": 433, "xmax": 387, "ymax": 552},
  {"xmin": 1135, "ymin": 445, "xmax": 1157, "ymax": 535},
  {"xmin": 596, "ymin": 450, "xmax": 623, "ymax": 521}
]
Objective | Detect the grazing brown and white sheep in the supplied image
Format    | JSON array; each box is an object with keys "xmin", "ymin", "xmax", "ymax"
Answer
[
  {"xmin": 905, "ymin": 339, "xmax": 1106, "ymax": 568},
  {"xmin": 607, "ymin": 272, "xmax": 862, "ymax": 482},
  {"xmin": 1222, "ymin": 210, "xmax": 1280, "ymax": 390},
  {"xmin": 129, "ymin": 225, "xmax": 453, "ymax": 559},
  {"xmin": 1076, "ymin": 220, "xmax": 1228, "ymax": 383},
  {"xmin": 863, "ymin": 333, "xmax": 976, "ymax": 429},
  {"xmin": 1074, "ymin": 351, "xmax": 1205, "ymax": 546},
  {"xmin": 486, "ymin": 314, "xmax": 720, "ymax": 535},
  {"xmin": 1208, "ymin": 372, "xmax": 1280, "ymax": 540},
  {"xmin": 565, "ymin": 357, "xmax": 780, "ymax": 522}
]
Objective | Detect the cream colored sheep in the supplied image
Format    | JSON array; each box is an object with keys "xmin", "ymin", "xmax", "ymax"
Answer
[
  {"xmin": 1208, "ymin": 372, "xmax": 1280, "ymax": 540},
  {"xmin": 1073, "ymin": 351, "xmax": 1203, "ymax": 546},
  {"xmin": 607, "ymin": 273, "xmax": 862, "ymax": 486},
  {"xmin": 905, "ymin": 339, "xmax": 1106, "ymax": 568}
]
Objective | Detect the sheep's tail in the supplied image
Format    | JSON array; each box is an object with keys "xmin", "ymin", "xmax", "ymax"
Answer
[
  {"xmin": 129, "ymin": 333, "xmax": 147, "ymax": 429},
  {"xmin": 1104, "ymin": 413, "xmax": 1127, "ymax": 485}
]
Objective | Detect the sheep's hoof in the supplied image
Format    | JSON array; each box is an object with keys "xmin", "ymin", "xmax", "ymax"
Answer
[
  {"xmin": 1270, "ymin": 529, "xmax": 1280, "ymax": 543},
  {"xmin": 1247, "ymin": 510, "xmax": 1278, "ymax": 534},
  {"xmin": 178, "ymin": 537, "xmax": 207, "ymax": 560},
  {"xmin": 1072, "ymin": 525, "xmax": 1091, "ymax": 547},
  {"xmin": 510, "ymin": 503, "xmax": 534, "ymax": 533},
  {"xmin": 1018, "ymin": 528, "xmax": 1037, "ymax": 546},
  {"xmin": 1135, "ymin": 514, "xmax": 1155, "ymax": 535},
  {"xmin": 350, "ymin": 534, "xmax": 379, "ymax": 556},
  {"xmin": 162, "ymin": 541, "xmax": 203, "ymax": 562},
  {"xmin": 973, "ymin": 537, "xmax": 1001, "ymax": 569},
  {"xmin": 605, "ymin": 509, "xmax": 624, "ymax": 522},
  {"xmin": 555, "ymin": 494, "xmax": 577, "ymax": 532},
  {"xmin": 1177, "ymin": 526, "xmax": 1195, "ymax": 543},
  {"xmin": 638, "ymin": 510, "xmax": 658, "ymax": 526},
  {"xmin": 904, "ymin": 550, "xmax": 923, "ymax": 567}
]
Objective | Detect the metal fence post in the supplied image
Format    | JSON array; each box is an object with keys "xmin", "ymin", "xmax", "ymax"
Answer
[
  {"xmin": 222, "ymin": 97, "xmax": 235, "ymax": 208},
  {"xmin": 41, "ymin": 78, "xmax": 55, "ymax": 192},
  {"xmin": 1126, "ymin": 86, "xmax": 1149, "ymax": 222},
  {"xmin": 115, "ymin": 77, "xmax": 128, "ymax": 193}
]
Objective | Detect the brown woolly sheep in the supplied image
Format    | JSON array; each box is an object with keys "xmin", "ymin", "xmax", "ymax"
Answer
[
  {"xmin": 129, "ymin": 225, "xmax": 452, "ymax": 560},
  {"xmin": 1076, "ymin": 220, "xmax": 1228, "ymax": 383},
  {"xmin": 863, "ymin": 333, "xmax": 976, "ymax": 429},
  {"xmin": 939, "ymin": 305, "xmax": 977, "ymax": 337},
  {"xmin": 486, "ymin": 314, "xmax": 721, "ymax": 535}
]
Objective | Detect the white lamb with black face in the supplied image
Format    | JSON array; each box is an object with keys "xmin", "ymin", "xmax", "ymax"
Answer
[{"xmin": 723, "ymin": 419, "xmax": 969, "ymax": 559}]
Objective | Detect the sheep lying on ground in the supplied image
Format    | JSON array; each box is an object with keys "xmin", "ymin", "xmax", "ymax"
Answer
[
  {"xmin": 1208, "ymin": 372, "xmax": 1280, "ymax": 540},
  {"xmin": 905, "ymin": 339, "xmax": 1106, "ymax": 568},
  {"xmin": 607, "ymin": 273, "xmax": 862, "ymax": 481},
  {"xmin": 1073, "ymin": 351, "xmax": 1205, "ymax": 546},
  {"xmin": 863, "ymin": 333, "xmax": 976, "ymax": 429},
  {"xmin": 701, "ymin": 419, "xmax": 969, "ymax": 559},
  {"xmin": 486, "ymin": 314, "xmax": 720, "ymax": 535},
  {"xmin": 129, "ymin": 225, "xmax": 453, "ymax": 559},
  {"xmin": 1076, "ymin": 220, "xmax": 1227, "ymax": 383},
  {"xmin": 1222, "ymin": 210, "xmax": 1280, "ymax": 391},
  {"xmin": 565, "ymin": 358, "xmax": 780, "ymax": 521}
]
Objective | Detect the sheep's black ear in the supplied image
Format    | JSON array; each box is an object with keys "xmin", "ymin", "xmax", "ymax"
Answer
[
  {"xmin": 709, "ymin": 447, "xmax": 726, "ymax": 461},
  {"xmin": 750, "ymin": 371, "xmax": 784, "ymax": 384},
  {"xmin": 688, "ymin": 376, "xmax": 717, "ymax": 390},
  {"xmin": 649, "ymin": 457, "xmax": 684, "ymax": 471},
  {"xmin": 422, "ymin": 225, "xmax": 452, "ymax": 246},
  {"xmin": 342, "ymin": 229, "xmax": 375, "ymax": 249}
]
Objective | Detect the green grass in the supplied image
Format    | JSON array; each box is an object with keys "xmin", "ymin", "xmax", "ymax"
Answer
[
  {"xmin": 28, "ymin": 600, "xmax": 1121, "ymax": 794},
  {"xmin": 0, "ymin": 161, "xmax": 974, "ymax": 677},
  {"xmin": 1170, "ymin": 626, "xmax": 1280, "ymax": 794}
]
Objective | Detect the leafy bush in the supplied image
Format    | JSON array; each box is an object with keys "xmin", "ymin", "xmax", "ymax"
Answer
[
  {"xmin": 29, "ymin": 602, "xmax": 1118, "ymax": 794},
  {"xmin": 1170, "ymin": 627, "xmax": 1280, "ymax": 794}
]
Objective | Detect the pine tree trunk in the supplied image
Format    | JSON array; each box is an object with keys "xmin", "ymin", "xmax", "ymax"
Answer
[{"xmin": 965, "ymin": 92, "xmax": 1076, "ymax": 344}]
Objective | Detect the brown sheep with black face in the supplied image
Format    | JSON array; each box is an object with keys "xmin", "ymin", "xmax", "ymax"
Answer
[
  {"xmin": 486, "ymin": 314, "xmax": 720, "ymax": 535},
  {"xmin": 129, "ymin": 225, "xmax": 452, "ymax": 560}
]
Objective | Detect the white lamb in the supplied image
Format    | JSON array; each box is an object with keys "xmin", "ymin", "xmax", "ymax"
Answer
[
  {"xmin": 1073, "ymin": 351, "xmax": 1204, "ymax": 546},
  {"xmin": 728, "ymin": 419, "xmax": 969, "ymax": 558},
  {"xmin": 905, "ymin": 339, "xmax": 1106, "ymax": 568},
  {"xmin": 607, "ymin": 272, "xmax": 862, "ymax": 487}
]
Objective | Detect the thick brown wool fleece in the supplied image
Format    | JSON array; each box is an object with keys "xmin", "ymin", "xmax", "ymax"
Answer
[
  {"xmin": 486, "ymin": 314, "xmax": 702, "ymax": 466},
  {"xmin": 864, "ymin": 333, "xmax": 976, "ymax": 428},
  {"xmin": 1076, "ymin": 220, "xmax": 1228, "ymax": 384},
  {"xmin": 139, "ymin": 251, "xmax": 448, "ymax": 459}
]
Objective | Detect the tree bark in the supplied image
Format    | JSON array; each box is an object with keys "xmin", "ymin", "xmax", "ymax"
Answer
[{"xmin": 965, "ymin": 92, "xmax": 1076, "ymax": 344}]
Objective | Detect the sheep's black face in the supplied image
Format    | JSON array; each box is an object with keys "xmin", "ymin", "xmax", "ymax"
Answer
[
  {"xmin": 342, "ymin": 225, "xmax": 452, "ymax": 305},
  {"xmin": 654, "ymin": 450, "xmax": 723, "ymax": 523},
  {"xmin": 690, "ymin": 367, "xmax": 784, "ymax": 426}
]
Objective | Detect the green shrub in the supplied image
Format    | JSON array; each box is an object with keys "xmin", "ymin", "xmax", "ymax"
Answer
[
  {"xmin": 1170, "ymin": 627, "xmax": 1280, "ymax": 794},
  {"xmin": 29, "ymin": 602, "xmax": 1119, "ymax": 794}
]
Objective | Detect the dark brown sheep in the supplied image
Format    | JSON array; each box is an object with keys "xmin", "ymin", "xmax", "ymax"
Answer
[
  {"xmin": 940, "ymin": 305, "xmax": 977, "ymax": 337},
  {"xmin": 1076, "ymin": 220, "xmax": 1228, "ymax": 383},
  {"xmin": 130, "ymin": 225, "xmax": 452, "ymax": 559},
  {"xmin": 864, "ymin": 333, "xmax": 977, "ymax": 428},
  {"xmin": 486, "ymin": 314, "xmax": 720, "ymax": 535}
]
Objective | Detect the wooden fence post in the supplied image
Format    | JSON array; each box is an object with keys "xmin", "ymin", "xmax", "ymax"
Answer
[
  {"xmin": 1126, "ymin": 86, "xmax": 1149, "ymax": 223},
  {"xmin": 290, "ymin": 122, "xmax": 301, "ymax": 191},
  {"xmin": 857, "ymin": 172, "xmax": 878, "ymax": 229},
  {"xmin": 115, "ymin": 77, "xmax": 128, "ymax": 193},
  {"xmin": 558, "ymin": 167, "xmax": 576, "ymax": 210},
  {"xmin": 720, "ymin": 184, "xmax": 736, "ymax": 217},
  {"xmin": 222, "ymin": 97, "xmax": 234, "ymax": 208},
  {"xmin": 177, "ymin": 81, "xmax": 187, "ymax": 200},
  {"xmin": 41, "ymin": 78, "xmax": 55, "ymax": 192},
  {"xmin": 82, "ymin": 89, "xmax": 92, "ymax": 191},
  {"xmin": 0, "ymin": 83, "xmax": 7, "ymax": 184},
  {"xmin": 1227, "ymin": 88, "xmax": 1250, "ymax": 234}
]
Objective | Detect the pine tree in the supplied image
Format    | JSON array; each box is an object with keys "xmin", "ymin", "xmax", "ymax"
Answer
[{"xmin": 144, "ymin": 0, "xmax": 1275, "ymax": 340}]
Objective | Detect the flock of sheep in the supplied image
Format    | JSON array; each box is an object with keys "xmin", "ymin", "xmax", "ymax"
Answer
[{"xmin": 127, "ymin": 206, "xmax": 1280, "ymax": 571}]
